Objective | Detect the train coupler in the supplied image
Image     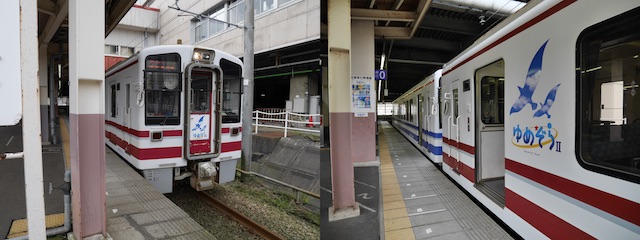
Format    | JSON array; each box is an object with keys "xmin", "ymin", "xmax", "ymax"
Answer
[{"xmin": 190, "ymin": 161, "xmax": 217, "ymax": 191}]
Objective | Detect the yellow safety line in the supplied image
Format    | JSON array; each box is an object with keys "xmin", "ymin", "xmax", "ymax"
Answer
[
  {"xmin": 59, "ymin": 116, "xmax": 71, "ymax": 169},
  {"xmin": 379, "ymin": 130, "xmax": 416, "ymax": 240},
  {"xmin": 6, "ymin": 213, "xmax": 65, "ymax": 238}
]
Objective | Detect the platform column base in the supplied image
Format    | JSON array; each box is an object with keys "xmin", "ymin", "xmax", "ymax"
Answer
[{"xmin": 328, "ymin": 204, "xmax": 360, "ymax": 222}]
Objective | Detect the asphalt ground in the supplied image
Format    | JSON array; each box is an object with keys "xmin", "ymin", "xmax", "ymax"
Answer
[{"xmin": 0, "ymin": 122, "xmax": 65, "ymax": 239}]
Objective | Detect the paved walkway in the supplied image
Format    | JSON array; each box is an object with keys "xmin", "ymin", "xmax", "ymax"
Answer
[{"xmin": 105, "ymin": 147, "xmax": 216, "ymax": 239}]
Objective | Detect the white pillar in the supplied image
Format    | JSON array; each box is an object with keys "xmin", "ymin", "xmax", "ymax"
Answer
[
  {"xmin": 69, "ymin": 0, "xmax": 107, "ymax": 238},
  {"xmin": 20, "ymin": 0, "xmax": 47, "ymax": 238}
]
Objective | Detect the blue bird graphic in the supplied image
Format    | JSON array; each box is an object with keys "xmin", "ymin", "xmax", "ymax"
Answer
[
  {"xmin": 510, "ymin": 40, "xmax": 549, "ymax": 115},
  {"xmin": 192, "ymin": 116, "xmax": 207, "ymax": 132},
  {"xmin": 533, "ymin": 83, "xmax": 561, "ymax": 118}
]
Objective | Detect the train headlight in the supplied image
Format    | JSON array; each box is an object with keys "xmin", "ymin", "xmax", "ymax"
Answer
[{"xmin": 193, "ymin": 49, "xmax": 214, "ymax": 63}]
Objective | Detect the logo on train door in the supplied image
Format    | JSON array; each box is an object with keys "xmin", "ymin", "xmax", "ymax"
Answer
[
  {"xmin": 510, "ymin": 40, "xmax": 562, "ymax": 153},
  {"xmin": 190, "ymin": 114, "xmax": 209, "ymax": 140}
]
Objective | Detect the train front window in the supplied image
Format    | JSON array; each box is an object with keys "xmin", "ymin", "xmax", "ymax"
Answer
[
  {"xmin": 220, "ymin": 59, "xmax": 242, "ymax": 123},
  {"xmin": 144, "ymin": 53, "xmax": 182, "ymax": 125},
  {"xmin": 577, "ymin": 6, "xmax": 640, "ymax": 182}
]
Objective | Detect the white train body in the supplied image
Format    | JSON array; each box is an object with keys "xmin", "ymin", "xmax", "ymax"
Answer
[
  {"xmin": 437, "ymin": 0, "xmax": 640, "ymax": 238},
  {"xmin": 105, "ymin": 45, "xmax": 244, "ymax": 193},
  {"xmin": 392, "ymin": 70, "xmax": 443, "ymax": 164}
]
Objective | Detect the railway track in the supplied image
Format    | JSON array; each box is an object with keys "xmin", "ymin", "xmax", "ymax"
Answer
[{"xmin": 196, "ymin": 191, "xmax": 285, "ymax": 240}]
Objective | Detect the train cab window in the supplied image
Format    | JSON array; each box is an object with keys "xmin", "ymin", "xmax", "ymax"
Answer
[
  {"xmin": 220, "ymin": 59, "xmax": 242, "ymax": 123},
  {"xmin": 144, "ymin": 53, "xmax": 182, "ymax": 125},
  {"xmin": 577, "ymin": 7, "xmax": 640, "ymax": 182}
]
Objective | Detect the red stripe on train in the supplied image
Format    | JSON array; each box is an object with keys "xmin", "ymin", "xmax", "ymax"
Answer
[
  {"xmin": 506, "ymin": 189, "xmax": 595, "ymax": 239},
  {"xmin": 106, "ymin": 130, "xmax": 241, "ymax": 160},
  {"xmin": 106, "ymin": 120, "xmax": 183, "ymax": 138},
  {"xmin": 506, "ymin": 159, "xmax": 640, "ymax": 227},
  {"xmin": 442, "ymin": 152, "xmax": 475, "ymax": 183},
  {"xmin": 442, "ymin": 137, "xmax": 475, "ymax": 155}
]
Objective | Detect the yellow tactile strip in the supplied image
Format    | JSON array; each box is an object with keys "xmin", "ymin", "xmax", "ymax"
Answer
[
  {"xmin": 59, "ymin": 116, "xmax": 71, "ymax": 169},
  {"xmin": 379, "ymin": 130, "xmax": 416, "ymax": 240},
  {"xmin": 6, "ymin": 213, "xmax": 65, "ymax": 238}
]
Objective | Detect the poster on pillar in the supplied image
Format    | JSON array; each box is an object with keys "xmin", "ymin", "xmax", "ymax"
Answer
[{"xmin": 351, "ymin": 76, "xmax": 374, "ymax": 115}]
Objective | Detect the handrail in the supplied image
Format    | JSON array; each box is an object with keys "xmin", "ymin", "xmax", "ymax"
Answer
[{"xmin": 253, "ymin": 110, "xmax": 321, "ymax": 137}]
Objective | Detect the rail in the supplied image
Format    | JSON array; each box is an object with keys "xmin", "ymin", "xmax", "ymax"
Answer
[
  {"xmin": 197, "ymin": 191, "xmax": 285, "ymax": 240},
  {"xmin": 252, "ymin": 110, "xmax": 322, "ymax": 137}
]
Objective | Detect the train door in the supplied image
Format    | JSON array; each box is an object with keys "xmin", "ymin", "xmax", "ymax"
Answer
[
  {"xmin": 418, "ymin": 94, "xmax": 424, "ymax": 146},
  {"xmin": 474, "ymin": 60, "xmax": 505, "ymax": 206},
  {"xmin": 425, "ymin": 88, "xmax": 434, "ymax": 153},
  {"xmin": 449, "ymin": 80, "xmax": 462, "ymax": 173},
  {"xmin": 185, "ymin": 66, "xmax": 221, "ymax": 160},
  {"xmin": 124, "ymin": 83, "xmax": 131, "ymax": 154}
]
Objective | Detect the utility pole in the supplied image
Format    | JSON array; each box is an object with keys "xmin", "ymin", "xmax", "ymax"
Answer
[{"xmin": 241, "ymin": 0, "xmax": 255, "ymax": 182}]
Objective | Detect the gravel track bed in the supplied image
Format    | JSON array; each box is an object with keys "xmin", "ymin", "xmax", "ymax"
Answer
[{"xmin": 166, "ymin": 180, "xmax": 320, "ymax": 240}]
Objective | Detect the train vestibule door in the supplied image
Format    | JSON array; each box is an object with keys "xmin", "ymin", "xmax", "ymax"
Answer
[
  {"xmin": 124, "ymin": 83, "xmax": 131, "ymax": 154},
  {"xmin": 185, "ymin": 66, "xmax": 221, "ymax": 160},
  {"xmin": 448, "ymin": 80, "xmax": 462, "ymax": 173},
  {"xmin": 474, "ymin": 59, "xmax": 506, "ymax": 206}
]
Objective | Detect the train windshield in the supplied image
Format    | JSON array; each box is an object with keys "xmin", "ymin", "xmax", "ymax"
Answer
[
  {"xmin": 144, "ymin": 53, "xmax": 182, "ymax": 125},
  {"xmin": 221, "ymin": 59, "xmax": 242, "ymax": 123}
]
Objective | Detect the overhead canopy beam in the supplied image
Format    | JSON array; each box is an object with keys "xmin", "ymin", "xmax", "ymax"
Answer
[
  {"xmin": 419, "ymin": 14, "xmax": 481, "ymax": 36},
  {"xmin": 39, "ymin": 0, "xmax": 68, "ymax": 48},
  {"xmin": 374, "ymin": 26, "xmax": 412, "ymax": 39},
  {"xmin": 38, "ymin": 0, "xmax": 56, "ymax": 15},
  {"xmin": 351, "ymin": 8, "xmax": 416, "ymax": 22},
  {"xmin": 409, "ymin": 0, "xmax": 432, "ymax": 37},
  {"xmin": 105, "ymin": 0, "xmax": 137, "ymax": 36}
]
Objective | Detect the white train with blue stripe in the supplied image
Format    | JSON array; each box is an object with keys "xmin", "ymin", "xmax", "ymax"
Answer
[{"xmin": 392, "ymin": 70, "xmax": 443, "ymax": 164}]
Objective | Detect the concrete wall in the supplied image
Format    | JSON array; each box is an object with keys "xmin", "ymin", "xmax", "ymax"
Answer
[
  {"xmin": 118, "ymin": 6, "xmax": 159, "ymax": 31},
  {"xmin": 106, "ymin": 28, "xmax": 158, "ymax": 52},
  {"xmin": 289, "ymin": 74, "xmax": 308, "ymax": 101},
  {"xmin": 153, "ymin": 0, "xmax": 320, "ymax": 57}
]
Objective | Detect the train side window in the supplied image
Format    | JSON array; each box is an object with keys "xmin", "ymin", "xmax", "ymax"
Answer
[
  {"xmin": 144, "ymin": 53, "xmax": 182, "ymax": 126},
  {"xmin": 409, "ymin": 99, "xmax": 414, "ymax": 122},
  {"xmin": 577, "ymin": 6, "xmax": 640, "ymax": 183},
  {"xmin": 110, "ymin": 84, "xmax": 117, "ymax": 117},
  {"xmin": 220, "ymin": 59, "xmax": 242, "ymax": 123}
]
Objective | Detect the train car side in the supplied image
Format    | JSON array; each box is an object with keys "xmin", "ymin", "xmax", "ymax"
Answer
[
  {"xmin": 392, "ymin": 70, "xmax": 443, "ymax": 164},
  {"xmin": 440, "ymin": 0, "xmax": 640, "ymax": 239}
]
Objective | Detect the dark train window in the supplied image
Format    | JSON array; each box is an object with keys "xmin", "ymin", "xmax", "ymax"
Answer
[
  {"xmin": 577, "ymin": 7, "xmax": 640, "ymax": 183},
  {"xmin": 144, "ymin": 53, "xmax": 182, "ymax": 125},
  {"xmin": 220, "ymin": 59, "xmax": 242, "ymax": 123}
]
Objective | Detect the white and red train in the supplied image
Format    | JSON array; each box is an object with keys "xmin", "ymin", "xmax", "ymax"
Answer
[
  {"xmin": 105, "ymin": 45, "xmax": 243, "ymax": 193},
  {"xmin": 393, "ymin": 0, "xmax": 640, "ymax": 238}
]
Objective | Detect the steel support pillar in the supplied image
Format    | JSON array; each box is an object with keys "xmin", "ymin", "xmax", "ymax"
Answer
[
  {"xmin": 69, "ymin": 0, "xmax": 107, "ymax": 238},
  {"xmin": 39, "ymin": 46, "xmax": 51, "ymax": 144},
  {"xmin": 328, "ymin": 0, "xmax": 360, "ymax": 222}
]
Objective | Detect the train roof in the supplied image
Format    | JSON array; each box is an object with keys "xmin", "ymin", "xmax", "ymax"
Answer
[
  {"xmin": 105, "ymin": 45, "xmax": 243, "ymax": 76},
  {"xmin": 442, "ymin": 0, "xmax": 546, "ymax": 74}
]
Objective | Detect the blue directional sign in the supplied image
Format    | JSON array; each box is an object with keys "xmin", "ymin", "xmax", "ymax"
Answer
[{"xmin": 375, "ymin": 70, "xmax": 387, "ymax": 80}]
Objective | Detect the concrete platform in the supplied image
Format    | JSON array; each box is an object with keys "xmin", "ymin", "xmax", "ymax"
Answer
[
  {"xmin": 320, "ymin": 121, "xmax": 516, "ymax": 240},
  {"xmin": 105, "ymin": 147, "xmax": 216, "ymax": 240}
]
